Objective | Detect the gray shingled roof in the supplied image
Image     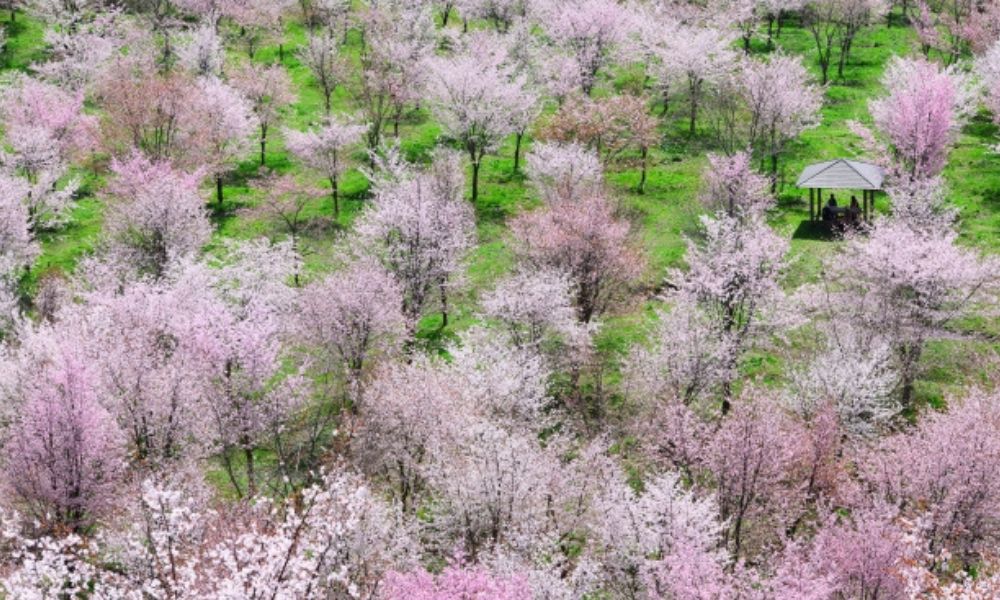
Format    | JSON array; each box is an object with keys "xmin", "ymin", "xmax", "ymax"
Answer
[{"xmin": 795, "ymin": 159, "xmax": 884, "ymax": 190}]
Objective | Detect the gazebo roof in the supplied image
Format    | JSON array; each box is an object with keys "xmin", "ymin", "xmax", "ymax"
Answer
[{"xmin": 796, "ymin": 159, "xmax": 884, "ymax": 191}]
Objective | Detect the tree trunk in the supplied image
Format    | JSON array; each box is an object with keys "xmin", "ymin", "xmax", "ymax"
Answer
[
  {"xmin": 260, "ymin": 125, "xmax": 268, "ymax": 166},
  {"xmin": 279, "ymin": 43, "xmax": 284, "ymax": 62},
  {"xmin": 637, "ymin": 146, "xmax": 648, "ymax": 194},
  {"xmin": 689, "ymin": 97, "xmax": 698, "ymax": 135},
  {"xmin": 439, "ymin": 283, "xmax": 449, "ymax": 328},
  {"xmin": 330, "ymin": 175, "xmax": 339, "ymax": 218},
  {"xmin": 442, "ymin": 5, "xmax": 451, "ymax": 26},
  {"xmin": 770, "ymin": 153, "xmax": 779, "ymax": 193},
  {"xmin": 513, "ymin": 132, "xmax": 523, "ymax": 173},
  {"xmin": 216, "ymin": 174, "xmax": 224, "ymax": 210},
  {"xmin": 244, "ymin": 445, "xmax": 256, "ymax": 498},
  {"xmin": 471, "ymin": 159, "xmax": 481, "ymax": 202}
]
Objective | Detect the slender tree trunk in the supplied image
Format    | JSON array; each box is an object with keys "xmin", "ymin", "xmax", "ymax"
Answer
[
  {"xmin": 279, "ymin": 43, "xmax": 284, "ymax": 62},
  {"xmin": 330, "ymin": 175, "xmax": 339, "ymax": 218},
  {"xmin": 439, "ymin": 283, "xmax": 449, "ymax": 328},
  {"xmin": 442, "ymin": 5, "xmax": 451, "ymax": 26},
  {"xmin": 637, "ymin": 146, "xmax": 648, "ymax": 194},
  {"xmin": 216, "ymin": 174, "xmax": 224, "ymax": 210},
  {"xmin": 513, "ymin": 132, "xmax": 524, "ymax": 173},
  {"xmin": 260, "ymin": 124, "xmax": 268, "ymax": 166},
  {"xmin": 770, "ymin": 153, "xmax": 779, "ymax": 193},
  {"xmin": 244, "ymin": 445, "xmax": 256, "ymax": 498},
  {"xmin": 471, "ymin": 159, "xmax": 481, "ymax": 202}
]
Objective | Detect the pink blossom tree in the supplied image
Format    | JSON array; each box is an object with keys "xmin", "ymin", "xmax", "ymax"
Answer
[
  {"xmin": 740, "ymin": 51, "xmax": 822, "ymax": 184},
  {"xmin": 283, "ymin": 116, "xmax": 367, "ymax": 218},
  {"xmin": 190, "ymin": 76, "xmax": 255, "ymax": 208},
  {"xmin": 867, "ymin": 56, "xmax": 972, "ymax": 181},
  {"xmin": 700, "ymin": 151, "xmax": 774, "ymax": 219},
  {"xmin": 427, "ymin": 42, "xmax": 531, "ymax": 202},
  {"xmin": 662, "ymin": 24, "xmax": 736, "ymax": 134},
  {"xmin": 524, "ymin": 141, "xmax": 603, "ymax": 204},
  {"xmin": 102, "ymin": 153, "xmax": 211, "ymax": 280},
  {"xmin": 533, "ymin": 0, "xmax": 629, "ymax": 95},
  {"xmin": 298, "ymin": 32, "xmax": 348, "ymax": 115},
  {"xmin": 510, "ymin": 193, "xmax": 645, "ymax": 323},
  {"xmin": 806, "ymin": 505, "xmax": 912, "ymax": 599},
  {"xmin": 0, "ymin": 175, "xmax": 39, "ymax": 288},
  {"xmin": 860, "ymin": 390, "xmax": 1000, "ymax": 568},
  {"xmin": 230, "ymin": 62, "xmax": 297, "ymax": 167},
  {"xmin": 382, "ymin": 560, "xmax": 533, "ymax": 600},
  {"xmin": 670, "ymin": 213, "xmax": 790, "ymax": 409},
  {"xmin": 72, "ymin": 274, "xmax": 225, "ymax": 467},
  {"xmin": 706, "ymin": 392, "xmax": 803, "ymax": 559},
  {"xmin": 624, "ymin": 296, "xmax": 733, "ymax": 407},
  {"xmin": 2, "ymin": 343, "xmax": 124, "ymax": 531},
  {"xmin": 0, "ymin": 75, "xmax": 95, "ymax": 179},
  {"xmin": 355, "ymin": 359, "xmax": 465, "ymax": 513},
  {"xmin": 356, "ymin": 150, "xmax": 476, "ymax": 328},
  {"xmin": 355, "ymin": 1, "xmax": 435, "ymax": 151},
  {"xmin": 480, "ymin": 268, "xmax": 592, "ymax": 353},
  {"xmin": 245, "ymin": 172, "xmax": 321, "ymax": 285},
  {"xmin": 297, "ymin": 260, "xmax": 408, "ymax": 406},
  {"xmin": 822, "ymin": 219, "xmax": 997, "ymax": 407}
]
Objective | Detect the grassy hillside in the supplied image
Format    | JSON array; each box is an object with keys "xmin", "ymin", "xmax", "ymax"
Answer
[{"xmin": 9, "ymin": 7, "xmax": 1000, "ymax": 411}]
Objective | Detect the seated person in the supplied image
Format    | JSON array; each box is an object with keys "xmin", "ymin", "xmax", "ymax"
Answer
[
  {"xmin": 846, "ymin": 196, "xmax": 862, "ymax": 224},
  {"xmin": 821, "ymin": 195, "xmax": 838, "ymax": 222}
]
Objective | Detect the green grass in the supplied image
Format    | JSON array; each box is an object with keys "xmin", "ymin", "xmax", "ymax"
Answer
[{"xmin": 12, "ymin": 7, "xmax": 1000, "ymax": 410}]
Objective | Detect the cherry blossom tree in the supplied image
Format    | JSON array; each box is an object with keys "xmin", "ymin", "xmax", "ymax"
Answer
[
  {"xmin": 230, "ymin": 62, "xmax": 297, "ymax": 167},
  {"xmin": 427, "ymin": 42, "xmax": 531, "ymax": 202},
  {"xmin": 700, "ymin": 151, "xmax": 774, "ymax": 219},
  {"xmin": 2, "ymin": 343, "xmax": 124, "ymax": 531},
  {"xmin": 787, "ymin": 325, "xmax": 900, "ymax": 437},
  {"xmin": 97, "ymin": 58, "xmax": 202, "ymax": 165},
  {"xmin": 741, "ymin": 52, "xmax": 823, "ymax": 184},
  {"xmin": 510, "ymin": 193, "xmax": 645, "ymax": 323},
  {"xmin": 70, "ymin": 274, "xmax": 224, "ymax": 468},
  {"xmin": 480, "ymin": 268, "xmax": 591, "ymax": 353},
  {"xmin": 356, "ymin": 150, "xmax": 476, "ymax": 327},
  {"xmin": 297, "ymin": 260, "xmax": 407, "ymax": 405},
  {"xmin": 867, "ymin": 56, "xmax": 972, "ymax": 181},
  {"xmin": 670, "ymin": 213, "xmax": 790, "ymax": 409},
  {"xmin": 102, "ymin": 153, "xmax": 211, "ymax": 280},
  {"xmin": 860, "ymin": 390, "xmax": 1000, "ymax": 568},
  {"xmin": 0, "ymin": 75, "xmax": 95, "ymax": 180},
  {"xmin": 190, "ymin": 76, "xmax": 255, "ymax": 208},
  {"xmin": 246, "ymin": 172, "xmax": 321, "ymax": 285},
  {"xmin": 706, "ymin": 392, "xmax": 804, "ymax": 559},
  {"xmin": 283, "ymin": 116, "xmax": 366, "ymax": 217},
  {"xmin": 176, "ymin": 23, "xmax": 225, "ymax": 77},
  {"xmin": 822, "ymin": 219, "xmax": 997, "ymax": 407},
  {"xmin": 624, "ymin": 296, "xmax": 733, "ymax": 407},
  {"xmin": 298, "ymin": 32, "xmax": 348, "ymax": 115},
  {"xmin": 354, "ymin": 359, "xmax": 464, "ymax": 513},
  {"xmin": 0, "ymin": 175, "xmax": 39, "ymax": 290},
  {"xmin": 664, "ymin": 24, "xmax": 736, "ymax": 135},
  {"xmin": 533, "ymin": 0, "xmax": 629, "ymax": 95},
  {"xmin": 524, "ymin": 141, "xmax": 603, "ymax": 204},
  {"xmin": 355, "ymin": 1, "xmax": 435, "ymax": 152},
  {"xmin": 383, "ymin": 559, "xmax": 533, "ymax": 600}
]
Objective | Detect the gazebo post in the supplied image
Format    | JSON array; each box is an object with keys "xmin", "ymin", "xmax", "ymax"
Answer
[{"xmin": 809, "ymin": 188, "xmax": 814, "ymax": 220}]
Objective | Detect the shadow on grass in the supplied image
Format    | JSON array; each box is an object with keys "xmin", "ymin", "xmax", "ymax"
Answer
[{"xmin": 792, "ymin": 219, "xmax": 839, "ymax": 241}]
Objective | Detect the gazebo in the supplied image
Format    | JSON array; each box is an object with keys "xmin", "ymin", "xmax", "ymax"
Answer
[{"xmin": 796, "ymin": 159, "xmax": 884, "ymax": 221}]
